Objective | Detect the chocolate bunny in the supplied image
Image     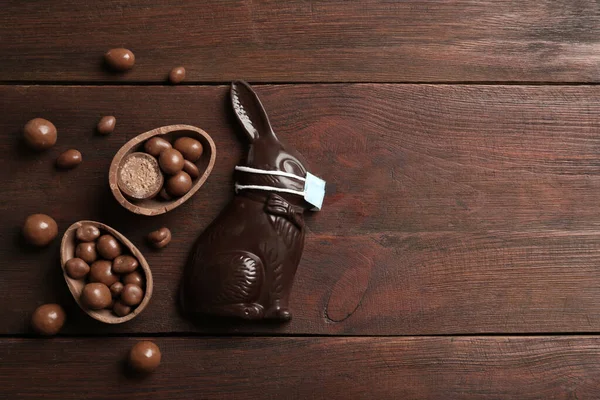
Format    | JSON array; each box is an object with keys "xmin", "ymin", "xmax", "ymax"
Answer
[{"xmin": 180, "ymin": 81, "xmax": 324, "ymax": 321}]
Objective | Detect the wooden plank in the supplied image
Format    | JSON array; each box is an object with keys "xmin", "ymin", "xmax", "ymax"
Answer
[
  {"xmin": 2, "ymin": 1, "xmax": 600, "ymax": 82},
  {"xmin": 2, "ymin": 336, "xmax": 600, "ymax": 399},
  {"xmin": 3, "ymin": 84, "xmax": 600, "ymax": 335}
]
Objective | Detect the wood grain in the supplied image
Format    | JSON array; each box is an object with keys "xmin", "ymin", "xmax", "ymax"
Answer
[
  {"xmin": 2, "ymin": 1, "xmax": 600, "ymax": 83},
  {"xmin": 3, "ymin": 84, "xmax": 600, "ymax": 335},
  {"xmin": 2, "ymin": 336, "xmax": 600, "ymax": 399}
]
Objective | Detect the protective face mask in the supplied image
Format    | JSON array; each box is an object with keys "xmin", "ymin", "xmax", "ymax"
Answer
[{"xmin": 234, "ymin": 165, "xmax": 326, "ymax": 211}]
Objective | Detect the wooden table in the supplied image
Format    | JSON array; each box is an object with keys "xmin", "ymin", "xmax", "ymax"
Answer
[{"xmin": 2, "ymin": 1, "xmax": 600, "ymax": 398}]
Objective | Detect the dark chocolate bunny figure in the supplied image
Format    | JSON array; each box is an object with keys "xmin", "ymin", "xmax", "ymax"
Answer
[{"xmin": 180, "ymin": 81, "xmax": 320, "ymax": 321}]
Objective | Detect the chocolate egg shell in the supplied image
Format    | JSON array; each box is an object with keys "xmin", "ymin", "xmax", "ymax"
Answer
[
  {"xmin": 104, "ymin": 48, "xmax": 135, "ymax": 71},
  {"xmin": 61, "ymin": 220, "xmax": 153, "ymax": 324},
  {"xmin": 23, "ymin": 118, "xmax": 57, "ymax": 151},
  {"xmin": 56, "ymin": 149, "xmax": 82, "ymax": 169},
  {"xmin": 109, "ymin": 125, "xmax": 216, "ymax": 216}
]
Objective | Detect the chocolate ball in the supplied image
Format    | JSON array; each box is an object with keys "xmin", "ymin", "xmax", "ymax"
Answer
[
  {"xmin": 104, "ymin": 48, "xmax": 135, "ymax": 71},
  {"xmin": 23, "ymin": 118, "xmax": 57, "ymax": 151},
  {"xmin": 112, "ymin": 255, "xmax": 139, "ymax": 274},
  {"xmin": 169, "ymin": 67, "xmax": 186, "ymax": 84},
  {"xmin": 75, "ymin": 242, "xmax": 97, "ymax": 264},
  {"xmin": 76, "ymin": 224, "xmax": 101, "ymax": 242},
  {"xmin": 166, "ymin": 171, "xmax": 192, "ymax": 197},
  {"xmin": 144, "ymin": 137, "xmax": 172, "ymax": 157},
  {"xmin": 96, "ymin": 234, "xmax": 122, "ymax": 260},
  {"xmin": 31, "ymin": 304, "xmax": 66, "ymax": 335},
  {"xmin": 183, "ymin": 159, "xmax": 200, "ymax": 179},
  {"xmin": 129, "ymin": 341, "xmax": 161, "ymax": 373},
  {"xmin": 22, "ymin": 214, "xmax": 58, "ymax": 247},
  {"xmin": 65, "ymin": 258, "xmax": 90, "ymax": 280},
  {"xmin": 56, "ymin": 149, "xmax": 82, "ymax": 169},
  {"xmin": 158, "ymin": 187, "xmax": 172, "ymax": 201},
  {"xmin": 121, "ymin": 284, "xmax": 143, "ymax": 306},
  {"xmin": 148, "ymin": 227, "xmax": 171, "ymax": 249},
  {"xmin": 113, "ymin": 301, "xmax": 131, "ymax": 317},
  {"xmin": 90, "ymin": 260, "xmax": 119, "ymax": 287},
  {"xmin": 174, "ymin": 137, "xmax": 203, "ymax": 162},
  {"xmin": 110, "ymin": 282, "xmax": 124, "ymax": 297},
  {"xmin": 97, "ymin": 116, "xmax": 116, "ymax": 135},
  {"xmin": 81, "ymin": 283, "xmax": 112, "ymax": 310},
  {"xmin": 122, "ymin": 271, "xmax": 144, "ymax": 287},
  {"xmin": 159, "ymin": 148, "xmax": 184, "ymax": 175}
]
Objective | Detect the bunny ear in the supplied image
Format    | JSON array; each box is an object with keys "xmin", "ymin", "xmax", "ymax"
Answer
[{"xmin": 231, "ymin": 81, "xmax": 276, "ymax": 142}]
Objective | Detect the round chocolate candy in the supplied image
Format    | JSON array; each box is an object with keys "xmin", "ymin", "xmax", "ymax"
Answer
[
  {"xmin": 112, "ymin": 255, "xmax": 139, "ymax": 274},
  {"xmin": 159, "ymin": 148, "xmax": 184, "ymax": 175},
  {"xmin": 169, "ymin": 67, "xmax": 186, "ymax": 84},
  {"xmin": 104, "ymin": 48, "xmax": 135, "ymax": 71},
  {"xmin": 113, "ymin": 301, "xmax": 131, "ymax": 317},
  {"xmin": 122, "ymin": 271, "xmax": 144, "ymax": 287},
  {"xmin": 174, "ymin": 137, "xmax": 203, "ymax": 162},
  {"xmin": 183, "ymin": 159, "xmax": 200, "ymax": 179},
  {"xmin": 65, "ymin": 258, "xmax": 90, "ymax": 280},
  {"xmin": 31, "ymin": 303, "xmax": 66, "ymax": 336},
  {"xmin": 76, "ymin": 224, "xmax": 101, "ymax": 242},
  {"xmin": 97, "ymin": 116, "xmax": 116, "ymax": 135},
  {"xmin": 129, "ymin": 341, "xmax": 161, "ymax": 373},
  {"xmin": 110, "ymin": 282, "xmax": 124, "ymax": 297},
  {"xmin": 166, "ymin": 171, "xmax": 192, "ymax": 197},
  {"xmin": 22, "ymin": 213, "xmax": 58, "ymax": 247},
  {"xmin": 158, "ymin": 187, "xmax": 172, "ymax": 201},
  {"xmin": 148, "ymin": 227, "xmax": 171, "ymax": 249},
  {"xmin": 75, "ymin": 242, "xmax": 97, "ymax": 264},
  {"xmin": 89, "ymin": 260, "xmax": 119, "ymax": 287},
  {"xmin": 144, "ymin": 137, "xmax": 172, "ymax": 157},
  {"xmin": 81, "ymin": 283, "xmax": 112, "ymax": 310},
  {"xmin": 96, "ymin": 234, "xmax": 122, "ymax": 260},
  {"xmin": 56, "ymin": 149, "xmax": 82, "ymax": 169},
  {"xmin": 121, "ymin": 284, "xmax": 144, "ymax": 306},
  {"xmin": 23, "ymin": 118, "xmax": 57, "ymax": 151}
]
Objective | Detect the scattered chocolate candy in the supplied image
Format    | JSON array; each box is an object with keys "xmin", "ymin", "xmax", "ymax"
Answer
[
  {"xmin": 96, "ymin": 234, "xmax": 122, "ymax": 260},
  {"xmin": 97, "ymin": 116, "xmax": 116, "ymax": 135},
  {"xmin": 65, "ymin": 258, "xmax": 90, "ymax": 280},
  {"xmin": 123, "ymin": 270, "xmax": 144, "ymax": 287},
  {"xmin": 112, "ymin": 255, "xmax": 139, "ymax": 274},
  {"xmin": 169, "ymin": 67, "xmax": 186, "ymax": 84},
  {"xmin": 76, "ymin": 224, "xmax": 101, "ymax": 242},
  {"xmin": 22, "ymin": 213, "xmax": 58, "ymax": 247},
  {"xmin": 104, "ymin": 48, "xmax": 135, "ymax": 72},
  {"xmin": 148, "ymin": 227, "xmax": 171, "ymax": 249},
  {"xmin": 129, "ymin": 341, "xmax": 161, "ymax": 373},
  {"xmin": 31, "ymin": 303, "xmax": 66, "ymax": 336},
  {"xmin": 166, "ymin": 171, "xmax": 192, "ymax": 197},
  {"xmin": 118, "ymin": 152, "xmax": 164, "ymax": 200},
  {"xmin": 56, "ymin": 149, "xmax": 82, "ymax": 169},
  {"xmin": 174, "ymin": 137, "xmax": 203, "ymax": 162},
  {"xmin": 144, "ymin": 137, "xmax": 172, "ymax": 157},
  {"xmin": 23, "ymin": 118, "xmax": 57, "ymax": 151},
  {"xmin": 121, "ymin": 284, "xmax": 143, "ymax": 306},
  {"xmin": 159, "ymin": 148, "xmax": 185, "ymax": 175},
  {"xmin": 90, "ymin": 260, "xmax": 119, "ymax": 286},
  {"xmin": 183, "ymin": 159, "xmax": 200, "ymax": 179},
  {"xmin": 110, "ymin": 282, "xmax": 124, "ymax": 297},
  {"xmin": 75, "ymin": 242, "xmax": 97, "ymax": 264},
  {"xmin": 81, "ymin": 282, "xmax": 112, "ymax": 310},
  {"xmin": 113, "ymin": 301, "xmax": 131, "ymax": 317}
]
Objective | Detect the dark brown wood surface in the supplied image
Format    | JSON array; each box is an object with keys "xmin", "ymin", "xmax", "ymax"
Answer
[
  {"xmin": 3, "ymin": 1, "xmax": 600, "ymax": 398},
  {"xmin": 2, "ymin": 0, "xmax": 600, "ymax": 83},
  {"xmin": 2, "ymin": 84, "xmax": 600, "ymax": 336},
  {"xmin": 2, "ymin": 336, "xmax": 600, "ymax": 399}
]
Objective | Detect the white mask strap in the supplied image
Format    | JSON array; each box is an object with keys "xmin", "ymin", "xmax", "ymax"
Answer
[{"xmin": 234, "ymin": 165, "xmax": 306, "ymax": 181}]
